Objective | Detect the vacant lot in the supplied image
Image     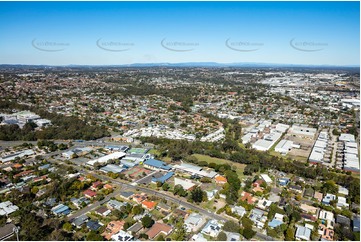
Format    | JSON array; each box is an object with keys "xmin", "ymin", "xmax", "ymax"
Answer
[{"xmin": 192, "ymin": 154, "xmax": 246, "ymax": 178}]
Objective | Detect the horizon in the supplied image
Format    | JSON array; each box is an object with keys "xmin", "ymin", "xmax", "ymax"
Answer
[
  {"xmin": 0, "ymin": 1, "xmax": 359, "ymax": 66},
  {"xmin": 0, "ymin": 61, "xmax": 360, "ymax": 68}
]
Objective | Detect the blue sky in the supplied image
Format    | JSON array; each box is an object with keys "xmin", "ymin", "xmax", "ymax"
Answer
[{"xmin": 0, "ymin": 1, "xmax": 359, "ymax": 66}]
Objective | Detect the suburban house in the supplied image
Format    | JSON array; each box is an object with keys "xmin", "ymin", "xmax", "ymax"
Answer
[
  {"xmin": 51, "ymin": 204, "xmax": 70, "ymax": 216},
  {"xmin": 0, "ymin": 201, "xmax": 19, "ymax": 216},
  {"xmin": 146, "ymin": 223, "xmax": 173, "ymax": 240},
  {"xmin": 322, "ymin": 194, "xmax": 336, "ymax": 205},
  {"xmin": 142, "ymin": 200, "xmax": 157, "ymax": 210},
  {"xmin": 184, "ymin": 213, "xmax": 204, "ymax": 232},
  {"xmin": 72, "ymin": 215, "xmax": 89, "ymax": 228},
  {"xmin": 107, "ymin": 200, "xmax": 125, "ymax": 211},
  {"xmin": 83, "ymin": 189, "xmax": 97, "ymax": 199},
  {"xmin": 231, "ymin": 205, "xmax": 246, "ymax": 217},
  {"xmin": 101, "ymin": 220, "xmax": 125, "ymax": 240},
  {"xmin": 91, "ymin": 181, "xmax": 103, "ymax": 190},
  {"xmin": 318, "ymin": 224, "xmax": 334, "ymax": 241},
  {"xmin": 319, "ymin": 210, "xmax": 335, "ymax": 229},
  {"xmin": 119, "ymin": 191, "xmax": 134, "ymax": 200},
  {"xmin": 240, "ymin": 191, "xmax": 258, "ymax": 204},
  {"xmin": 87, "ymin": 220, "xmax": 102, "ymax": 231},
  {"xmin": 249, "ymin": 208, "xmax": 267, "ymax": 229},
  {"xmin": 126, "ymin": 222, "xmax": 143, "ymax": 234},
  {"xmin": 295, "ymin": 225, "xmax": 311, "ymax": 241},
  {"xmin": 201, "ymin": 219, "xmax": 223, "ymax": 238},
  {"xmin": 313, "ymin": 191, "xmax": 323, "ymax": 202},
  {"xmin": 268, "ymin": 213, "xmax": 285, "ymax": 229},
  {"xmin": 257, "ymin": 198, "xmax": 273, "ymax": 210},
  {"xmin": 133, "ymin": 193, "xmax": 147, "ymax": 204},
  {"xmin": 95, "ymin": 206, "xmax": 111, "ymax": 217},
  {"xmin": 71, "ymin": 197, "xmax": 90, "ymax": 209},
  {"xmin": 214, "ymin": 175, "xmax": 227, "ymax": 184},
  {"xmin": 110, "ymin": 230, "xmax": 133, "ymax": 241},
  {"xmin": 260, "ymin": 174, "xmax": 273, "ymax": 184}
]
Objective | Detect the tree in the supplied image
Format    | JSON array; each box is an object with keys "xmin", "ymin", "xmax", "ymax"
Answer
[
  {"xmin": 223, "ymin": 221, "xmax": 240, "ymax": 233},
  {"xmin": 139, "ymin": 233, "xmax": 149, "ymax": 239},
  {"xmin": 141, "ymin": 215, "xmax": 154, "ymax": 228},
  {"xmin": 162, "ymin": 182, "xmax": 170, "ymax": 191},
  {"xmin": 62, "ymin": 222, "xmax": 73, "ymax": 232},
  {"xmin": 242, "ymin": 228, "xmax": 256, "ymax": 240},
  {"xmin": 322, "ymin": 180, "xmax": 338, "ymax": 194},
  {"xmin": 31, "ymin": 186, "xmax": 39, "ymax": 194},
  {"xmin": 200, "ymin": 177, "xmax": 212, "ymax": 183},
  {"xmin": 86, "ymin": 231, "xmax": 104, "ymax": 241},
  {"xmin": 171, "ymin": 220, "xmax": 187, "ymax": 241},
  {"xmin": 190, "ymin": 187, "xmax": 206, "ymax": 203},
  {"xmin": 156, "ymin": 234, "xmax": 165, "ymax": 241},
  {"xmin": 173, "ymin": 184, "xmax": 187, "ymax": 197},
  {"xmin": 285, "ymin": 226, "xmax": 295, "ymax": 241},
  {"xmin": 216, "ymin": 231, "xmax": 227, "ymax": 241},
  {"xmin": 132, "ymin": 205, "xmax": 144, "ymax": 215}
]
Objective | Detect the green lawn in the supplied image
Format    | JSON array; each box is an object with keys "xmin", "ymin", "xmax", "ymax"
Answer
[{"xmin": 192, "ymin": 154, "xmax": 246, "ymax": 178}]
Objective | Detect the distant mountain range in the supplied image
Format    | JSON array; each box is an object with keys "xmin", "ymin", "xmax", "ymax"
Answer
[{"xmin": 0, "ymin": 62, "xmax": 359, "ymax": 69}]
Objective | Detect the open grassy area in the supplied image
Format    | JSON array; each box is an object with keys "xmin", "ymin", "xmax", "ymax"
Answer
[{"xmin": 192, "ymin": 154, "xmax": 246, "ymax": 178}]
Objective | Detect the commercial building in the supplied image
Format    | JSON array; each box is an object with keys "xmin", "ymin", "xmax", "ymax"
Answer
[
  {"xmin": 143, "ymin": 159, "xmax": 171, "ymax": 171},
  {"xmin": 252, "ymin": 131, "xmax": 282, "ymax": 151},
  {"xmin": 152, "ymin": 172, "xmax": 174, "ymax": 183},
  {"xmin": 173, "ymin": 162, "xmax": 217, "ymax": 178},
  {"xmin": 87, "ymin": 152, "xmax": 126, "ymax": 166},
  {"xmin": 99, "ymin": 164, "xmax": 126, "ymax": 174}
]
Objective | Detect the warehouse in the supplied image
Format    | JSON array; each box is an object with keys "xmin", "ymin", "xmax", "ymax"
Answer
[
  {"xmin": 143, "ymin": 159, "xmax": 172, "ymax": 171},
  {"xmin": 275, "ymin": 140, "xmax": 294, "ymax": 154},
  {"xmin": 252, "ymin": 131, "xmax": 282, "ymax": 151},
  {"xmin": 87, "ymin": 151, "xmax": 126, "ymax": 166},
  {"xmin": 100, "ymin": 164, "xmax": 126, "ymax": 173},
  {"xmin": 173, "ymin": 163, "xmax": 217, "ymax": 178}
]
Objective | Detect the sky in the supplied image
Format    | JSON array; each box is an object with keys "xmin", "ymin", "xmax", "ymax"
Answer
[{"xmin": 0, "ymin": 1, "xmax": 359, "ymax": 66}]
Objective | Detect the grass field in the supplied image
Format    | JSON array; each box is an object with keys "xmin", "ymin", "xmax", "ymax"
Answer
[{"xmin": 192, "ymin": 154, "xmax": 246, "ymax": 178}]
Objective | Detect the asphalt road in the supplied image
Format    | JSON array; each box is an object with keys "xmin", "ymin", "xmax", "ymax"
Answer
[
  {"xmin": 44, "ymin": 153, "xmax": 228, "ymax": 222},
  {"xmin": 67, "ymin": 188, "xmax": 121, "ymax": 220},
  {"xmin": 41, "ymin": 146, "xmax": 274, "ymax": 240}
]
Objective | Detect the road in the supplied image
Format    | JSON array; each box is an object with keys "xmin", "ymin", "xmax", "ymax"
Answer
[
  {"xmin": 41, "ymin": 145, "xmax": 274, "ymax": 240},
  {"xmin": 44, "ymin": 153, "xmax": 227, "ymax": 223},
  {"xmin": 67, "ymin": 188, "xmax": 121, "ymax": 220}
]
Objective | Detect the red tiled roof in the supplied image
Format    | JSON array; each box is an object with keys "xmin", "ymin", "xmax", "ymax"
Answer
[
  {"xmin": 146, "ymin": 223, "xmax": 172, "ymax": 239},
  {"xmin": 142, "ymin": 200, "xmax": 157, "ymax": 210},
  {"xmin": 83, "ymin": 189, "xmax": 97, "ymax": 197}
]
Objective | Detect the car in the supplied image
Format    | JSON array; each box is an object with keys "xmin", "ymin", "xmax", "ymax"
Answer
[{"xmin": 180, "ymin": 207, "xmax": 186, "ymax": 211}]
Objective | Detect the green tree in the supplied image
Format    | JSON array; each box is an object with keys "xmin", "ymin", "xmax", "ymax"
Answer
[
  {"xmin": 190, "ymin": 187, "xmax": 206, "ymax": 203},
  {"xmin": 322, "ymin": 180, "xmax": 338, "ymax": 194},
  {"xmin": 141, "ymin": 215, "xmax": 154, "ymax": 228},
  {"xmin": 86, "ymin": 231, "xmax": 103, "ymax": 241},
  {"xmin": 171, "ymin": 220, "xmax": 187, "ymax": 241},
  {"xmin": 285, "ymin": 226, "xmax": 295, "ymax": 241},
  {"xmin": 132, "ymin": 205, "xmax": 144, "ymax": 215},
  {"xmin": 162, "ymin": 183, "xmax": 170, "ymax": 191},
  {"xmin": 223, "ymin": 221, "xmax": 240, "ymax": 233},
  {"xmin": 62, "ymin": 222, "xmax": 73, "ymax": 232},
  {"xmin": 173, "ymin": 184, "xmax": 187, "ymax": 197},
  {"xmin": 242, "ymin": 229, "xmax": 256, "ymax": 240},
  {"xmin": 216, "ymin": 231, "xmax": 227, "ymax": 241}
]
